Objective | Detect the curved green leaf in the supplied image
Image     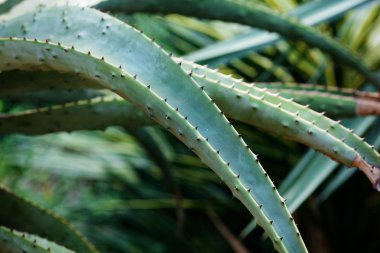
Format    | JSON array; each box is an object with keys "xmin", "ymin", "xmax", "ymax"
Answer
[
  {"xmin": 257, "ymin": 82, "xmax": 380, "ymax": 99},
  {"xmin": 262, "ymin": 89, "xmax": 380, "ymax": 117},
  {"xmin": 0, "ymin": 0, "xmax": 23, "ymax": 15},
  {"xmin": 2, "ymin": 70, "xmax": 380, "ymax": 118},
  {"xmin": 0, "ymin": 226, "xmax": 75, "ymax": 253},
  {"xmin": 0, "ymin": 95, "xmax": 151, "ymax": 134},
  {"xmin": 96, "ymin": 0, "xmax": 379, "ymax": 87},
  {"xmin": 183, "ymin": 61, "xmax": 380, "ymax": 189},
  {"xmin": 0, "ymin": 187, "xmax": 98, "ymax": 252},
  {"xmin": 0, "ymin": 8, "xmax": 311, "ymax": 252},
  {"xmin": 0, "ymin": 31, "xmax": 305, "ymax": 253},
  {"xmin": 181, "ymin": 0, "xmax": 373, "ymax": 65},
  {"xmin": 242, "ymin": 116, "xmax": 377, "ymax": 239},
  {"xmin": 2, "ymin": 66, "xmax": 380, "ymax": 190},
  {"xmin": 317, "ymin": 119, "xmax": 380, "ymax": 203}
]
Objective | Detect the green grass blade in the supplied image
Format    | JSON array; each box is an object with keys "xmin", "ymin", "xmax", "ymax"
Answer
[{"xmin": 277, "ymin": 150, "xmax": 317, "ymax": 194}]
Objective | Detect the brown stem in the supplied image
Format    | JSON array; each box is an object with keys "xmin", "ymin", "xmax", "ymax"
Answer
[
  {"xmin": 352, "ymin": 156, "xmax": 380, "ymax": 191},
  {"xmin": 355, "ymin": 91, "xmax": 380, "ymax": 101},
  {"xmin": 175, "ymin": 191, "xmax": 185, "ymax": 236},
  {"xmin": 356, "ymin": 99, "xmax": 380, "ymax": 115},
  {"xmin": 208, "ymin": 210, "xmax": 251, "ymax": 253}
]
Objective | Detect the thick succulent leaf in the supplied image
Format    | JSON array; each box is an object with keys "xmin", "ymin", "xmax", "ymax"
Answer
[
  {"xmin": 0, "ymin": 70, "xmax": 98, "ymax": 95},
  {"xmin": 96, "ymin": 0, "xmax": 378, "ymax": 86},
  {"xmin": 281, "ymin": 118, "xmax": 375, "ymax": 212},
  {"xmin": 182, "ymin": 62, "xmax": 380, "ymax": 189},
  {"xmin": 262, "ymin": 89, "xmax": 380, "ymax": 117},
  {"xmin": 2, "ymin": 70, "xmax": 380, "ymax": 117},
  {"xmin": 0, "ymin": 67, "xmax": 378, "ymax": 190},
  {"xmin": 256, "ymin": 82, "xmax": 380, "ymax": 116},
  {"xmin": 0, "ymin": 0, "xmax": 23, "ymax": 15},
  {"xmin": 258, "ymin": 82, "xmax": 380, "ymax": 100},
  {"xmin": 0, "ymin": 0, "xmax": 102, "ymax": 20},
  {"xmin": 0, "ymin": 95, "xmax": 151, "ymax": 134},
  {"xmin": 280, "ymin": 117, "xmax": 376, "ymax": 209},
  {"xmin": 280, "ymin": 117, "xmax": 376, "ymax": 211},
  {"xmin": 242, "ymin": 116, "xmax": 377, "ymax": 238},
  {"xmin": 1, "ymin": 43, "xmax": 379, "ymax": 183},
  {"xmin": 317, "ymin": 119, "xmax": 380, "ymax": 203},
  {"xmin": 2, "ymin": 64, "xmax": 380, "ymax": 188},
  {"xmin": 0, "ymin": 15, "xmax": 306, "ymax": 253},
  {"xmin": 0, "ymin": 187, "xmax": 98, "ymax": 253},
  {"xmin": 0, "ymin": 226, "xmax": 75, "ymax": 253}
]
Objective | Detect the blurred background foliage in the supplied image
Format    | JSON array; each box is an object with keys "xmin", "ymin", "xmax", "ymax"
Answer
[{"xmin": 1, "ymin": 0, "xmax": 380, "ymax": 252}]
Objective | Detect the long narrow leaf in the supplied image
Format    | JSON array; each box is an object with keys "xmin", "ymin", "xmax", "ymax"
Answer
[
  {"xmin": 0, "ymin": 6, "xmax": 307, "ymax": 252},
  {"xmin": 97, "ymin": 0, "xmax": 379, "ymax": 86}
]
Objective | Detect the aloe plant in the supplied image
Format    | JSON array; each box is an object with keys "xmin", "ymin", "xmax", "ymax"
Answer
[
  {"xmin": 0, "ymin": 1, "xmax": 379, "ymax": 253},
  {"xmin": 0, "ymin": 187, "xmax": 98, "ymax": 253}
]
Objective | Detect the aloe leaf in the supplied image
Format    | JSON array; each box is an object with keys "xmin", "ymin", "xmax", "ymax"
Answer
[
  {"xmin": 3, "ymin": 68, "xmax": 380, "ymax": 118},
  {"xmin": 263, "ymin": 89, "xmax": 380, "ymax": 117},
  {"xmin": 182, "ymin": 61, "xmax": 380, "ymax": 189},
  {"xmin": 0, "ymin": 37, "xmax": 299, "ymax": 253},
  {"xmin": 1, "ymin": 34, "xmax": 379, "ymax": 177},
  {"xmin": 96, "ymin": 0, "xmax": 379, "ymax": 86},
  {"xmin": 0, "ymin": 0, "xmax": 23, "ymax": 15},
  {"xmin": 0, "ymin": 0, "xmax": 102, "ymax": 20},
  {"xmin": 2, "ymin": 65, "xmax": 380, "ymax": 190},
  {"xmin": 317, "ymin": 119, "xmax": 380, "ymax": 203},
  {"xmin": 0, "ymin": 70, "xmax": 102, "ymax": 103},
  {"xmin": 242, "ymin": 116, "xmax": 377, "ymax": 238},
  {"xmin": 7, "ymin": 89, "xmax": 103, "ymax": 104},
  {"xmin": 256, "ymin": 83, "xmax": 380, "ymax": 116},
  {"xmin": 0, "ymin": 95, "xmax": 151, "ymax": 134},
  {"xmin": 0, "ymin": 226, "xmax": 76, "ymax": 253},
  {"xmin": 281, "ymin": 117, "xmax": 376, "ymax": 207},
  {"xmin": 280, "ymin": 116, "xmax": 377, "ymax": 212},
  {"xmin": 2, "ymin": 62, "xmax": 380, "ymax": 188},
  {"xmin": 0, "ymin": 187, "xmax": 98, "ymax": 253},
  {"xmin": 0, "ymin": 70, "xmax": 98, "ymax": 96},
  {"xmin": 256, "ymin": 82, "xmax": 380, "ymax": 100},
  {"xmin": 2, "ymin": 70, "xmax": 380, "ymax": 117},
  {"xmin": 0, "ymin": 7, "xmax": 307, "ymax": 251}
]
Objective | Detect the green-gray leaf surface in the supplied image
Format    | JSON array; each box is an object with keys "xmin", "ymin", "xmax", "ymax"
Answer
[
  {"xmin": 0, "ymin": 186, "xmax": 97, "ymax": 253},
  {"xmin": 0, "ymin": 6, "xmax": 307, "ymax": 252}
]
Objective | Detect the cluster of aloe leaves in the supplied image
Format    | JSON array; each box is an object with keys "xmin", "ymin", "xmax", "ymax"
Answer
[{"xmin": 0, "ymin": 0, "xmax": 379, "ymax": 252}]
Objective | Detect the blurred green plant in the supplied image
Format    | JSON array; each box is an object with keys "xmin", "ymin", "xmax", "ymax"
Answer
[{"xmin": 0, "ymin": 0, "xmax": 379, "ymax": 252}]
